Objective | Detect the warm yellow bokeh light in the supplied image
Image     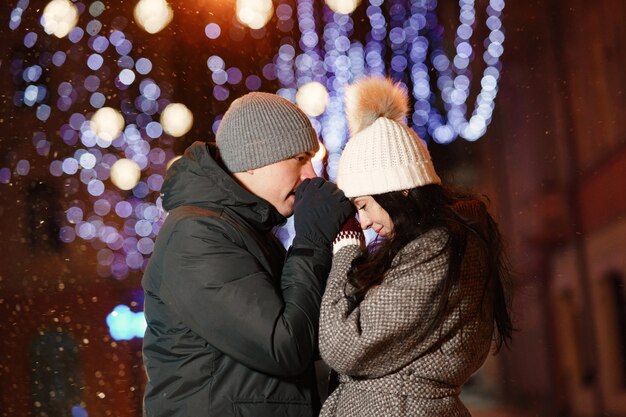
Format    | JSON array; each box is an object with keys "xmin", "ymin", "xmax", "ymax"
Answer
[
  {"xmin": 236, "ymin": 0, "xmax": 273, "ymax": 30},
  {"xmin": 296, "ymin": 82, "xmax": 330, "ymax": 117},
  {"xmin": 134, "ymin": 0, "xmax": 174, "ymax": 34},
  {"xmin": 160, "ymin": 103, "xmax": 193, "ymax": 138},
  {"xmin": 312, "ymin": 142, "xmax": 327, "ymax": 162},
  {"xmin": 325, "ymin": 0, "xmax": 361, "ymax": 14},
  {"xmin": 166, "ymin": 155, "xmax": 182, "ymax": 171},
  {"xmin": 110, "ymin": 158, "xmax": 141, "ymax": 191},
  {"xmin": 90, "ymin": 107, "xmax": 125, "ymax": 145},
  {"xmin": 41, "ymin": 0, "xmax": 79, "ymax": 38}
]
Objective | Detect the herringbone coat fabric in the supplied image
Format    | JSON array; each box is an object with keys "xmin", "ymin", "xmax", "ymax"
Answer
[{"xmin": 319, "ymin": 228, "xmax": 494, "ymax": 417}]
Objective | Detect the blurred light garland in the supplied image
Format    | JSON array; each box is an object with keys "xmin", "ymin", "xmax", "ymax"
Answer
[
  {"xmin": 3, "ymin": 0, "xmax": 505, "ymax": 280},
  {"xmin": 6, "ymin": 1, "xmax": 185, "ymax": 279},
  {"xmin": 413, "ymin": 0, "xmax": 506, "ymax": 143},
  {"xmin": 277, "ymin": 0, "xmax": 506, "ymax": 151}
]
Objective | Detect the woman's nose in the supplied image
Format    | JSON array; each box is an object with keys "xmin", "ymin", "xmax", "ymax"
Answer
[{"xmin": 358, "ymin": 214, "xmax": 371, "ymax": 230}]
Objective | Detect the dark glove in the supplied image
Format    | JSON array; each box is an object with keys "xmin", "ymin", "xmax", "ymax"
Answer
[{"xmin": 292, "ymin": 177, "xmax": 354, "ymax": 249}]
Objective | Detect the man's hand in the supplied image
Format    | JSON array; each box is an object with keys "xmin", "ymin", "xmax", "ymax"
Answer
[{"xmin": 292, "ymin": 178, "xmax": 354, "ymax": 249}]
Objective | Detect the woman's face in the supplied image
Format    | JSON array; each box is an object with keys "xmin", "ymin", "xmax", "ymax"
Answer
[{"xmin": 352, "ymin": 195, "xmax": 394, "ymax": 237}]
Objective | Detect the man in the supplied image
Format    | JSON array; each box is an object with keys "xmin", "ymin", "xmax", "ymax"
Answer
[{"xmin": 142, "ymin": 92, "xmax": 353, "ymax": 417}]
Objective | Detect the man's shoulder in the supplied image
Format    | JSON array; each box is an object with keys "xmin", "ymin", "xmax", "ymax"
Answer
[
  {"xmin": 165, "ymin": 205, "xmax": 258, "ymax": 248},
  {"xmin": 164, "ymin": 205, "xmax": 231, "ymax": 235}
]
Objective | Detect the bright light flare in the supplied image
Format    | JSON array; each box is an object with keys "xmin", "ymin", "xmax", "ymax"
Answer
[
  {"xmin": 296, "ymin": 82, "xmax": 329, "ymax": 117},
  {"xmin": 166, "ymin": 155, "xmax": 182, "ymax": 171},
  {"xmin": 312, "ymin": 142, "xmax": 326, "ymax": 162},
  {"xmin": 325, "ymin": 0, "xmax": 361, "ymax": 14},
  {"xmin": 134, "ymin": 0, "xmax": 173, "ymax": 34},
  {"xmin": 110, "ymin": 158, "xmax": 141, "ymax": 191},
  {"xmin": 236, "ymin": 0, "xmax": 273, "ymax": 30},
  {"xmin": 41, "ymin": 0, "xmax": 79, "ymax": 38},
  {"xmin": 160, "ymin": 103, "xmax": 193, "ymax": 137},
  {"xmin": 90, "ymin": 107, "xmax": 125, "ymax": 145}
]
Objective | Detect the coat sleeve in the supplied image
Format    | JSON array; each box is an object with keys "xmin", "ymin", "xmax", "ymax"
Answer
[
  {"xmin": 159, "ymin": 216, "xmax": 331, "ymax": 377},
  {"xmin": 319, "ymin": 229, "xmax": 451, "ymax": 378}
]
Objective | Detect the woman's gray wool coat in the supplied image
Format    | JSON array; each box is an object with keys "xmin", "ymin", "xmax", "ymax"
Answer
[{"xmin": 319, "ymin": 228, "xmax": 495, "ymax": 417}]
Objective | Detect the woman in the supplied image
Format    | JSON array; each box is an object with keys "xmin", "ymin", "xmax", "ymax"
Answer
[{"xmin": 319, "ymin": 77, "xmax": 513, "ymax": 417}]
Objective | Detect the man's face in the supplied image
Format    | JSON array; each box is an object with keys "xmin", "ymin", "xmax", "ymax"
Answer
[{"xmin": 234, "ymin": 152, "xmax": 316, "ymax": 217}]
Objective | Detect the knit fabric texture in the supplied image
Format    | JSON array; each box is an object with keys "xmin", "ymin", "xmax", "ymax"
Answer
[
  {"xmin": 333, "ymin": 216, "xmax": 365, "ymax": 254},
  {"xmin": 216, "ymin": 92, "xmax": 320, "ymax": 173},
  {"xmin": 337, "ymin": 77, "xmax": 440, "ymax": 198},
  {"xmin": 319, "ymin": 228, "xmax": 495, "ymax": 417},
  {"xmin": 337, "ymin": 117, "xmax": 441, "ymax": 198}
]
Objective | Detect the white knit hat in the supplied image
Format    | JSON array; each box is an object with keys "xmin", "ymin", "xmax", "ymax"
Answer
[{"xmin": 337, "ymin": 77, "xmax": 441, "ymax": 198}]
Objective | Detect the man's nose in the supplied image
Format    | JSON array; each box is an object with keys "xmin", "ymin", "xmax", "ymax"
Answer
[{"xmin": 300, "ymin": 161, "xmax": 316, "ymax": 180}]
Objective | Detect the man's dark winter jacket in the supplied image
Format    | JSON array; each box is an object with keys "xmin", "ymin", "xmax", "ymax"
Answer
[{"xmin": 142, "ymin": 142, "xmax": 331, "ymax": 417}]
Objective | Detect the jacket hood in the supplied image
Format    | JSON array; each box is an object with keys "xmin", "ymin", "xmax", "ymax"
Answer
[{"xmin": 161, "ymin": 141, "xmax": 286, "ymax": 231}]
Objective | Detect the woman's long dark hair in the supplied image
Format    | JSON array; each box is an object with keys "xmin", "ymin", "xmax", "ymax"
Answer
[{"xmin": 345, "ymin": 184, "xmax": 513, "ymax": 351}]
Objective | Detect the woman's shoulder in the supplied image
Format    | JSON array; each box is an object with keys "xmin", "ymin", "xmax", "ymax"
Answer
[
  {"xmin": 403, "ymin": 227, "xmax": 449, "ymax": 253},
  {"xmin": 392, "ymin": 227, "xmax": 449, "ymax": 267}
]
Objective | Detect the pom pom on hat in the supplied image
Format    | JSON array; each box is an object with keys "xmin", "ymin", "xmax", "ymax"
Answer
[
  {"xmin": 344, "ymin": 77, "xmax": 409, "ymax": 135},
  {"xmin": 338, "ymin": 76, "xmax": 441, "ymax": 198}
]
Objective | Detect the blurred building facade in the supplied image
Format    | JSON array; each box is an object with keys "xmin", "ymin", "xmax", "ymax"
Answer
[{"xmin": 471, "ymin": 0, "xmax": 626, "ymax": 415}]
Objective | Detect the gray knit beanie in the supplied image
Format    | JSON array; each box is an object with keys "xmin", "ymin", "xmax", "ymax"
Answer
[{"xmin": 216, "ymin": 92, "xmax": 320, "ymax": 173}]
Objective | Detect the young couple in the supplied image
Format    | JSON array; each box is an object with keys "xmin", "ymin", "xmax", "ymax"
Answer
[{"xmin": 141, "ymin": 76, "xmax": 513, "ymax": 417}]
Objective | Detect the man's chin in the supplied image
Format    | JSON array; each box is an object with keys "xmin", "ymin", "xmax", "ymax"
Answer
[{"xmin": 279, "ymin": 198, "xmax": 295, "ymax": 217}]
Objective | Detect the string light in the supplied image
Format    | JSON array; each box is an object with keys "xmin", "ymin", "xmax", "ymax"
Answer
[
  {"xmin": 4, "ymin": 0, "xmax": 505, "ymax": 280},
  {"xmin": 409, "ymin": 0, "xmax": 505, "ymax": 143},
  {"xmin": 278, "ymin": 0, "xmax": 505, "ymax": 149}
]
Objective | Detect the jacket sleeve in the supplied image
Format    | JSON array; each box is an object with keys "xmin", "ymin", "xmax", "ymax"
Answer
[
  {"xmin": 159, "ymin": 216, "xmax": 331, "ymax": 377},
  {"xmin": 319, "ymin": 229, "xmax": 451, "ymax": 378}
]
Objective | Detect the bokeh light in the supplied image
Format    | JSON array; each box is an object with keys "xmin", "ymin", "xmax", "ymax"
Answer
[
  {"xmin": 41, "ymin": 0, "xmax": 79, "ymax": 38},
  {"xmin": 90, "ymin": 107, "xmax": 125, "ymax": 145},
  {"xmin": 205, "ymin": 23, "xmax": 221, "ymax": 39},
  {"xmin": 110, "ymin": 158, "xmax": 141, "ymax": 191},
  {"xmin": 106, "ymin": 305, "xmax": 146, "ymax": 340},
  {"xmin": 134, "ymin": 0, "xmax": 174, "ymax": 34},
  {"xmin": 160, "ymin": 103, "xmax": 193, "ymax": 137},
  {"xmin": 296, "ymin": 81, "xmax": 329, "ymax": 117},
  {"xmin": 325, "ymin": 0, "xmax": 362, "ymax": 15},
  {"xmin": 236, "ymin": 0, "xmax": 273, "ymax": 30},
  {"xmin": 2, "ymin": 0, "xmax": 505, "ymax": 282}
]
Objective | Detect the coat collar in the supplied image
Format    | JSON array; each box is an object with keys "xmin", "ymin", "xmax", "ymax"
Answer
[{"xmin": 161, "ymin": 141, "xmax": 286, "ymax": 232}]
